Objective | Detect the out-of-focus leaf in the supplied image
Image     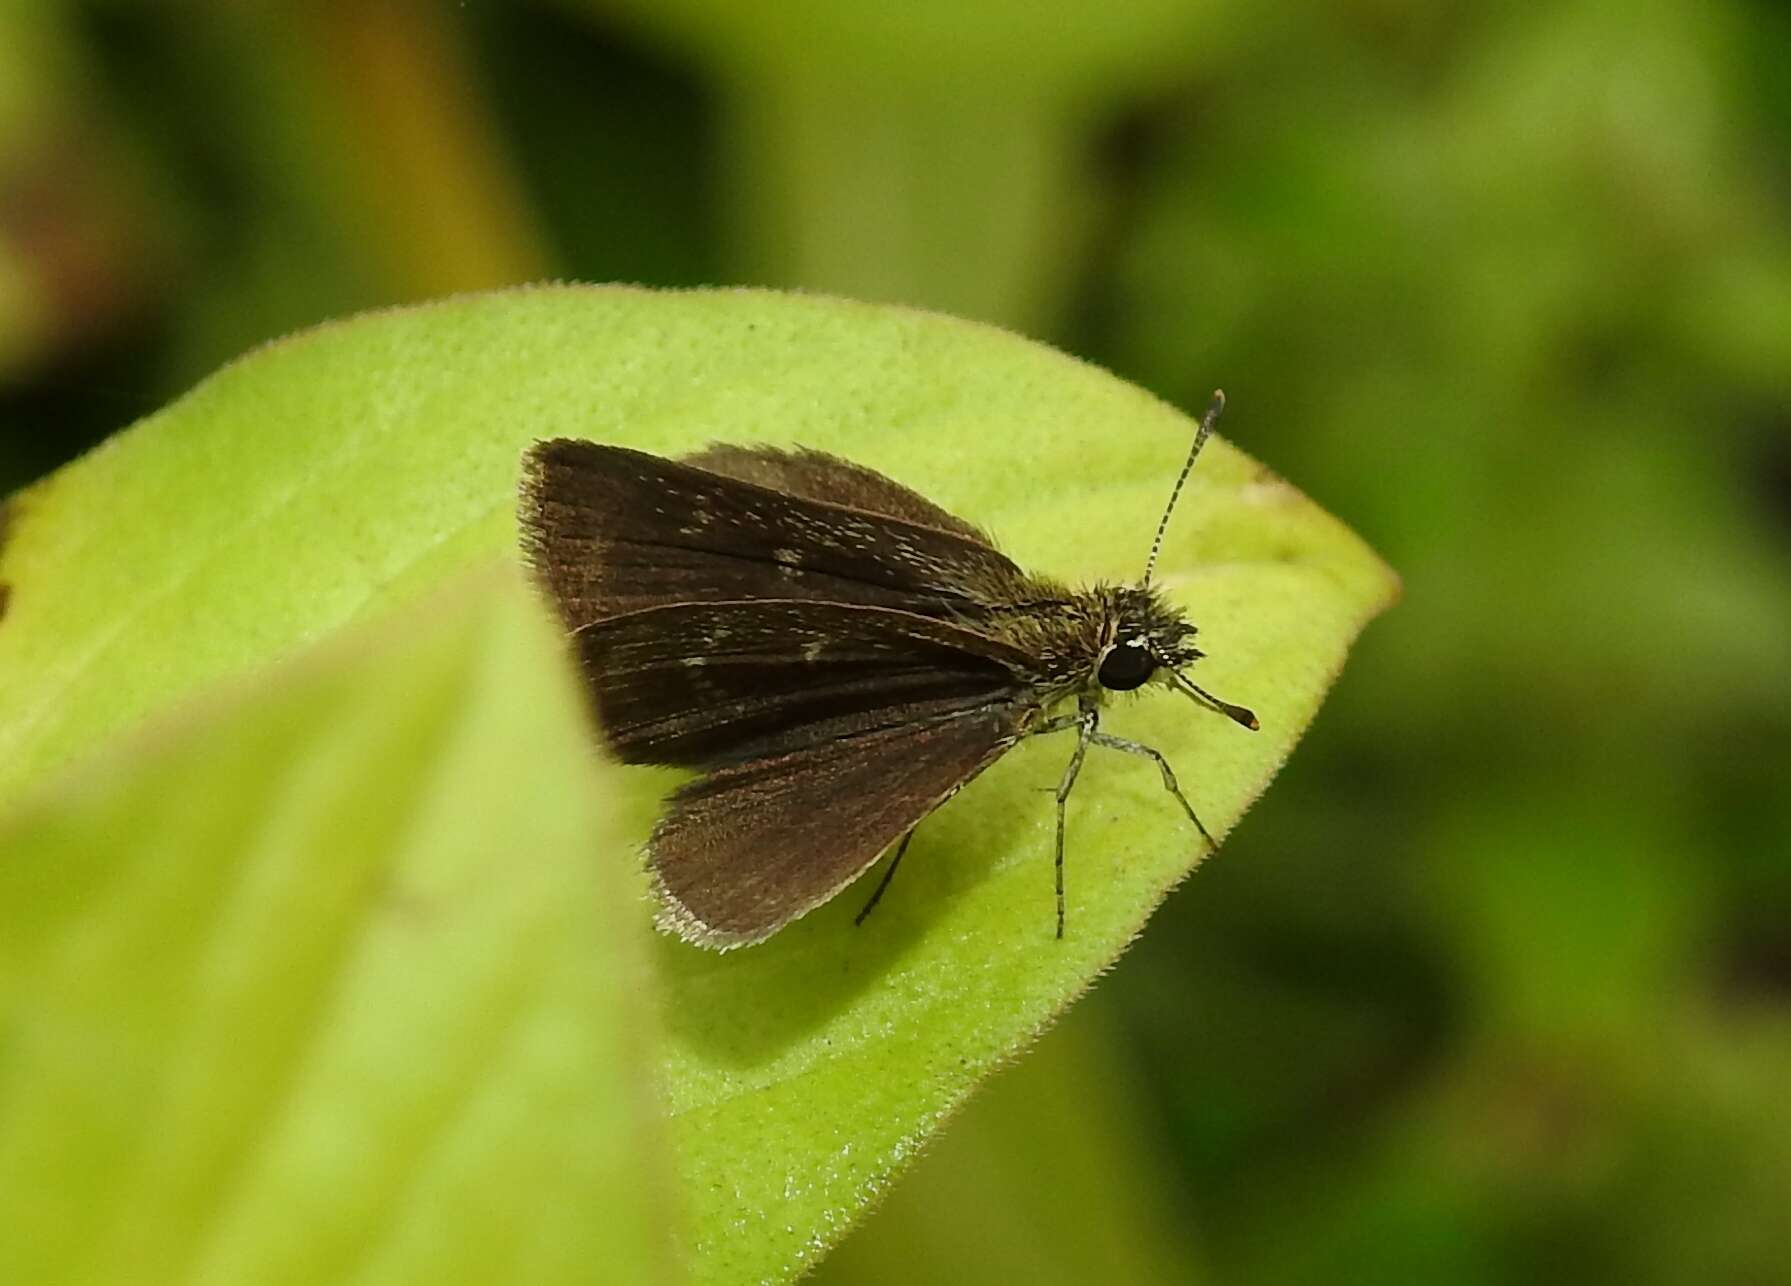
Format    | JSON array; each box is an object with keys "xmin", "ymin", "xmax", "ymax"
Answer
[
  {"xmin": 573, "ymin": 0, "xmax": 1241, "ymax": 328},
  {"xmin": 0, "ymin": 569, "xmax": 675, "ymax": 1284},
  {"xmin": 811, "ymin": 998, "xmax": 1208, "ymax": 1285}
]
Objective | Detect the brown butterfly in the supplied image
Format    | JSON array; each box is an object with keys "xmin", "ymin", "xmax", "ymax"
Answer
[{"xmin": 518, "ymin": 392, "xmax": 1256, "ymax": 949}]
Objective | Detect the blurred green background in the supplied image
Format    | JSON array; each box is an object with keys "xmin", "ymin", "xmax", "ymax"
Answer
[{"xmin": 3, "ymin": 2, "xmax": 1787, "ymax": 1282}]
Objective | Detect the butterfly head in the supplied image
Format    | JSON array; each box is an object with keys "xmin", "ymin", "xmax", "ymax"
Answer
[
  {"xmin": 1094, "ymin": 587, "xmax": 1258, "ymax": 729},
  {"xmin": 1097, "ymin": 586, "xmax": 1198, "ymax": 691},
  {"xmin": 1101, "ymin": 390, "xmax": 1260, "ymax": 731}
]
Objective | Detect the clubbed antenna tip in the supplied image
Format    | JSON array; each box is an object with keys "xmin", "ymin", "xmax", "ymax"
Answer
[{"xmin": 1166, "ymin": 667, "xmax": 1260, "ymax": 731}]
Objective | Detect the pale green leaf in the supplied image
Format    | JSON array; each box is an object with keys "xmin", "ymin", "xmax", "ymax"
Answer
[{"xmin": 0, "ymin": 570, "xmax": 676, "ymax": 1286}]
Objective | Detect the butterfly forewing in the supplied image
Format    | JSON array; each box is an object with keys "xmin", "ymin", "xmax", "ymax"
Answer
[
  {"xmin": 520, "ymin": 440, "xmax": 1033, "ymax": 624},
  {"xmin": 650, "ymin": 706, "xmax": 1025, "ymax": 947},
  {"xmin": 575, "ymin": 598, "xmax": 1033, "ymax": 764}
]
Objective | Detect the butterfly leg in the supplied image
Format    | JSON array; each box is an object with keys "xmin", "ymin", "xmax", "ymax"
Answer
[
  {"xmin": 1049, "ymin": 706, "xmax": 1101, "ymax": 940},
  {"xmin": 854, "ymin": 829, "xmax": 917, "ymax": 927},
  {"xmin": 1088, "ymin": 730, "xmax": 1217, "ymax": 850}
]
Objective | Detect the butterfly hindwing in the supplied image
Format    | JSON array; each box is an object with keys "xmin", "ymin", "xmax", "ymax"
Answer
[
  {"xmin": 682, "ymin": 443, "xmax": 993, "ymax": 543},
  {"xmin": 649, "ymin": 705, "xmax": 1025, "ymax": 947}
]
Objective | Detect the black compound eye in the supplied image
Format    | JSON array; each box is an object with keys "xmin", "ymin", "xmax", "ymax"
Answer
[{"xmin": 1097, "ymin": 641, "xmax": 1156, "ymax": 691}]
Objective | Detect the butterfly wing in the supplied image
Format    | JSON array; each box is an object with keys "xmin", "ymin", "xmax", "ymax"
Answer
[
  {"xmin": 682, "ymin": 443, "xmax": 993, "ymax": 543},
  {"xmin": 649, "ymin": 705, "xmax": 1026, "ymax": 947},
  {"xmin": 518, "ymin": 439, "xmax": 1059, "ymax": 945},
  {"xmin": 519, "ymin": 440, "xmax": 1049, "ymax": 623},
  {"xmin": 572, "ymin": 598, "xmax": 1036, "ymax": 765}
]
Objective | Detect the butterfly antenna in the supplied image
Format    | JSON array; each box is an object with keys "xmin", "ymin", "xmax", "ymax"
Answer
[{"xmin": 1143, "ymin": 389, "xmax": 1225, "ymax": 589}]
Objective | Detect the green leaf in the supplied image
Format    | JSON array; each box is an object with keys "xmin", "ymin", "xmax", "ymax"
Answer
[
  {"xmin": 0, "ymin": 286, "xmax": 1397, "ymax": 1281},
  {"xmin": 0, "ymin": 569, "xmax": 676, "ymax": 1286}
]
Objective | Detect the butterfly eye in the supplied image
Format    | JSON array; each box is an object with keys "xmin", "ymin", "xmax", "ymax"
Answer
[{"xmin": 1097, "ymin": 641, "xmax": 1156, "ymax": 691}]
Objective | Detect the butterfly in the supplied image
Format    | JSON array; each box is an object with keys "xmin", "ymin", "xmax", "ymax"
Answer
[{"xmin": 518, "ymin": 392, "xmax": 1255, "ymax": 949}]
